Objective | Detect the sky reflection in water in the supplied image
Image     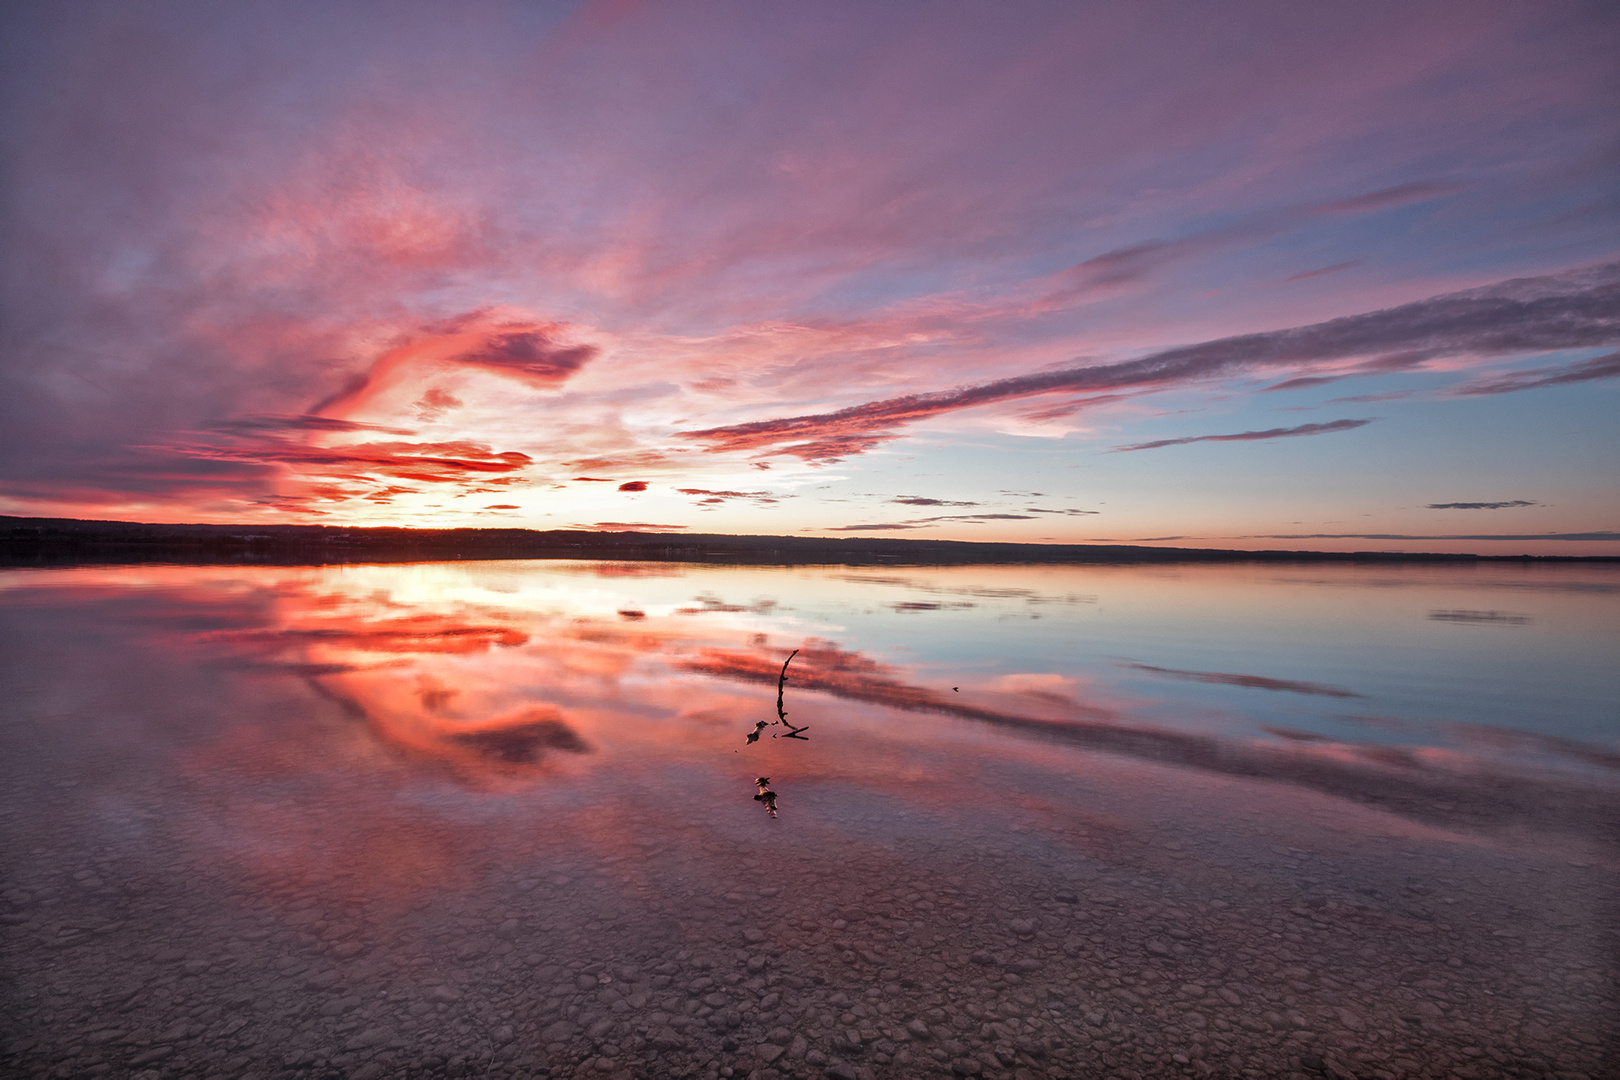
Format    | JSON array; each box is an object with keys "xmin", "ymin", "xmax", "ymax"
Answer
[
  {"xmin": 3, "ymin": 558, "xmax": 1615, "ymax": 801},
  {"xmin": 3, "ymin": 559, "xmax": 1618, "ymax": 1077}
]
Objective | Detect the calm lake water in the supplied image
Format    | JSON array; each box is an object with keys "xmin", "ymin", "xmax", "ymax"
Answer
[{"xmin": 2, "ymin": 559, "xmax": 1616, "ymax": 1080}]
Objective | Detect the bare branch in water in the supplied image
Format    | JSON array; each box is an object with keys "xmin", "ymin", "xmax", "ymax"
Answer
[
  {"xmin": 776, "ymin": 649, "xmax": 799, "ymax": 724},
  {"xmin": 771, "ymin": 648, "xmax": 809, "ymax": 738}
]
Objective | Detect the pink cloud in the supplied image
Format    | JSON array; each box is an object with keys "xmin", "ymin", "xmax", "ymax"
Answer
[
  {"xmin": 678, "ymin": 263, "xmax": 1619, "ymax": 462},
  {"xmin": 2, "ymin": 2, "xmax": 1616, "ymax": 537}
]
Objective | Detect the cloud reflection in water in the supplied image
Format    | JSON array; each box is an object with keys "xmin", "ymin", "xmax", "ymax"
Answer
[{"xmin": 2, "ymin": 559, "xmax": 1615, "ymax": 829}]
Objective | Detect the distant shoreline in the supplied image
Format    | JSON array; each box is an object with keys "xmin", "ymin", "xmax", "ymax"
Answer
[{"xmin": 3, "ymin": 515, "xmax": 1615, "ymax": 567}]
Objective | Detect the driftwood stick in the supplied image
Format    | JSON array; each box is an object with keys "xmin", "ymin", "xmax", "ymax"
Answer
[
  {"xmin": 775, "ymin": 649, "xmax": 798, "ymax": 725},
  {"xmin": 772, "ymin": 648, "xmax": 810, "ymax": 739}
]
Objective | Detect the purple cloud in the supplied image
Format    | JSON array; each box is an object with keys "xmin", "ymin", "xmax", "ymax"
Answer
[
  {"xmin": 1109, "ymin": 418, "xmax": 1374, "ymax": 453},
  {"xmin": 1277, "ymin": 261, "xmax": 1360, "ymax": 284},
  {"xmin": 680, "ymin": 263, "xmax": 1620, "ymax": 462},
  {"xmin": 451, "ymin": 329, "xmax": 599, "ymax": 386},
  {"xmin": 1261, "ymin": 375, "xmax": 1347, "ymax": 392},
  {"xmin": 1308, "ymin": 182, "xmax": 1464, "ymax": 216},
  {"xmin": 1449, "ymin": 350, "xmax": 1620, "ymax": 395}
]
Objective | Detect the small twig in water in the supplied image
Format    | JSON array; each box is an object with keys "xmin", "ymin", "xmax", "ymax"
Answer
[
  {"xmin": 776, "ymin": 649, "xmax": 798, "ymax": 722},
  {"xmin": 771, "ymin": 648, "xmax": 807, "ymax": 738}
]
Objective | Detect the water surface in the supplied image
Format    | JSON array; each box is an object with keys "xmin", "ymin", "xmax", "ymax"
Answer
[{"xmin": 2, "ymin": 560, "xmax": 1616, "ymax": 1079}]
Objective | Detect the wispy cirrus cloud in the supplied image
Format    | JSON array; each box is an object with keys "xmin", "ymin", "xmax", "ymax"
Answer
[
  {"xmin": 1038, "ymin": 182, "xmax": 1456, "ymax": 308},
  {"xmin": 156, "ymin": 436, "xmax": 533, "ymax": 512},
  {"xmin": 1261, "ymin": 375, "xmax": 1345, "ymax": 392},
  {"xmin": 675, "ymin": 487, "xmax": 781, "ymax": 507},
  {"xmin": 210, "ymin": 415, "xmax": 417, "ymax": 436},
  {"xmin": 1307, "ymin": 182, "xmax": 1464, "ymax": 216},
  {"xmin": 1276, "ymin": 261, "xmax": 1360, "ymax": 285},
  {"xmin": 169, "ymin": 438, "xmax": 531, "ymax": 481},
  {"xmin": 678, "ymin": 263, "xmax": 1620, "ymax": 462},
  {"xmin": 1036, "ymin": 225, "xmax": 1270, "ymax": 307},
  {"xmin": 1448, "ymin": 350, "xmax": 1620, "ymax": 396},
  {"xmin": 1426, "ymin": 500, "xmax": 1535, "ymax": 510},
  {"xmin": 824, "ymin": 512, "xmax": 1038, "ymax": 532},
  {"xmin": 1109, "ymin": 418, "xmax": 1374, "ymax": 453}
]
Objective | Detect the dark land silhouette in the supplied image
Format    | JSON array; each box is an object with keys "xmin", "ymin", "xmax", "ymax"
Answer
[{"xmin": 3, "ymin": 515, "xmax": 1613, "ymax": 567}]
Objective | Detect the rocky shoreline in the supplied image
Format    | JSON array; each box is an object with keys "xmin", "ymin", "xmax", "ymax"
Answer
[{"xmin": 3, "ymin": 761, "xmax": 1615, "ymax": 1080}]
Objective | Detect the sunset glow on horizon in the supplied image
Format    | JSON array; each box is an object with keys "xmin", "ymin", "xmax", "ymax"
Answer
[{"xmin": 3, "ymin": 1, "xmax": 1617, "ymax": 554}]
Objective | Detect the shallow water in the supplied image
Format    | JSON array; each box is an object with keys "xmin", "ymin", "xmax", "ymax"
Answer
[{"xmin": 1, "ymin": 559, "xmax": 1616, "ymax": 1079}]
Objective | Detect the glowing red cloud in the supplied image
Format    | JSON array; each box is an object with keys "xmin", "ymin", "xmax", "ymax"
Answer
[
  {"xmin": 169, "ymin": 438, "xmax": 532, "ymax": 484},
  {"xmin": 313, "ymin": 317, "xmax": 599, "ymax": 418}
]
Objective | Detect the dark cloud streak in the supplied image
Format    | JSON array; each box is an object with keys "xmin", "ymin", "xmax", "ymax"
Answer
[
  {"xmin": 451, "ymin": 329, "xmax": 598, "ymax": 386},
  {"xmin": 1110, "ymin": 418, "xmax": 1373, "ymax": 453},
  {"xmin": 1449, "ymin": 350, "xmax": 1620, "ymax": 396},
  {"xmin": 1308, "ymin": 182, "xmax": 1464, "ymax": 215},
  {"xmin": 1426, "ymin": 500, "xmax": 1535, "ymax": 510},
  {"xmin": 211, "ymin": 415, "xmax": 417, "ymax": 436},
  {"xmin": 1277, "ymin": 261, "xmax": 1359, "ymax": 284},
  {"xmin": 824, "ymin": 512, "xmax": 1038, "ymax": 532},
  {"xmin": 1123, "ymin": 662, "xmax": 1362, "ymax": 698}
]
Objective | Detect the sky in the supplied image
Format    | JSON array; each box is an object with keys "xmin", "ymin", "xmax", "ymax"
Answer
[{"xmin": 1, "ymin": 0, "xmax": 1617, "ymax": 555}]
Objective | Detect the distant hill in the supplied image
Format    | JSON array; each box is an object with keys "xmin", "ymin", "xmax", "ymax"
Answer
[{"xmin": 1, "ymin": 515, "xmax": 1610, "ymax": 567}]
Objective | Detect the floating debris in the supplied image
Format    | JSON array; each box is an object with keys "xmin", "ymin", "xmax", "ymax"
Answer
[{"xmin": 753, "ymin": 776, "xmax": 778, "ymax": 818}]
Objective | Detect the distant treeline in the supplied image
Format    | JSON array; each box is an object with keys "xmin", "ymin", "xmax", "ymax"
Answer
[{"xmin": 0, "ymin": 515, "xmax": 1609, "ymax": 567}]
